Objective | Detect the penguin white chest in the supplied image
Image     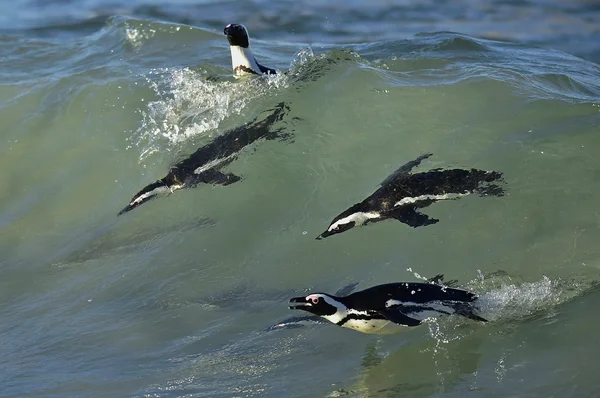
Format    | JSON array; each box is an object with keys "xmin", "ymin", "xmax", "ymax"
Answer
[
  {"xmin": 230, "ymin": 46, "xmax": 261, "ymax": 76},
  {"xmin": 342, "ymin": 319, "xmax": 405, "ymax": 334}
]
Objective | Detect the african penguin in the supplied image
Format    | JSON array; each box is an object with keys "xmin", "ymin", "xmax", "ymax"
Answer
[
  {"xmin": 289, "ymin": 281, "xmax": 487, "ymax": 334},
  {"xmin": 118, "ymin": 102, "xmax": 291, "ymax": 215},
  {"xmin": 316, "ymin": 153, "xmax": 504, "ymax": 239},
  {"xmin": 271, "ymin": 275, "xmax": 456, "ymax": 331},
  {"xmin": 224, "ymin": 23, "xmax": 276, "ymax": 77}
]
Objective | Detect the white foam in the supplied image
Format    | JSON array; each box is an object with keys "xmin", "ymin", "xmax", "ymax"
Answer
[
  {"xmin": 290, "ymin": 48, "xmax": 315, "ymax": 69},
  {"xmin": 474, "ymin": 275, "xmax": 563, "ymax": 322}
]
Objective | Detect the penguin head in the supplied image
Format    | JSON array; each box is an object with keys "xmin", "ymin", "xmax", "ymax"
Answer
[
  {"xmin": 289, "ymin": 294, "xmax": 340, "ymax": 317},
  {"xmin": 316, "ymin": 217, "xmax": 356, "ymax": 240},
  {"xmin": 118, "ymin": 178, "xmax": 180, "ymax": 216},
  {"xmin": 317, "ymin": 204, "xmax": 380, "ymax": 240},
  {"xmin": 224, "ymin": 23, "xmax": 250, "ymax": 48}
]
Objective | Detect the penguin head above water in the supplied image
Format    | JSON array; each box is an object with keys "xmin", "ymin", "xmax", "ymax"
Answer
[
  {"xmin": 224, "ymin": 23, "xmax": 276, "ymax": 77},
  {"xmin": 224, "ymin": 23, "xmax": 250, "ymax": 48},
  {"xmin": 289, "ymin": 294, "xmax": 344, "ymax": 318},
  {"xmin": 316, "ymin": 204, "xmax": 381, "ymax": 240},
  {"xmin": 118, "ymin": 178, "xmax": 184, "ymax": 216}
]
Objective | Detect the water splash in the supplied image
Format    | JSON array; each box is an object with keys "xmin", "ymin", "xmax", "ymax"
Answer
[
  {"xmin": 124, "ymin": 25, "xmax": 158, "ymax": 50},
  {"xmin": 131, "ymin": 67, "xmax": 289, "ymax": 161},
  {"xmin": 474, "ymin": 275, "xmax": 563, "ymax": 322},
  {"xmin": 416, "ymin": 273, "xmax": 595, "ymax": 353},
  {"xmin": 290, "ymin": 47, "xmax": 315, "ymax": 69},
  {"xmin": 121, "ymin": 18, "xmax": 185, "ymax": 50}
]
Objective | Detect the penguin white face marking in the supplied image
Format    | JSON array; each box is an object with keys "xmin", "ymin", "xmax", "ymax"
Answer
[
  {"xmin": 329, "ymin": 212, "xmax": 380, "ymax": 231},
  {"xmin": 289, "ymin": 294, "xmax": 347, "ymax": 323},
  {"xmin": 317, "ymin": 212, "xmax": 380, "ymax": 239},
  {"xmin": 131, "ymin": 184, "xmax": 184, "ymax": 205}
]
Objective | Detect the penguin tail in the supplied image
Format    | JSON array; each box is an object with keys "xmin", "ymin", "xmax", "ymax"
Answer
[
  {"xmin": 472, "ymin": 170, "xmax": 505, "ymax": 197},
  {"xmin": 454, "ymin": 302, "xmax": 488, "ymax": 323}
]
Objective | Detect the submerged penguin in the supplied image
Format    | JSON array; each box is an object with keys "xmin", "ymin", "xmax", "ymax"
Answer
[
  {"xmin": 224, "ymin": 23, "xmax": 276, "ymax": 77},
  {"xmin": 118, "ymin": 102, "xmax": 291, "ymax": 215},
  {"xmin": 289, "ymin": 281, "xmax": 486, "ymax": 334},
  {"xmin": 317, "ymin": 153, "xmax": 504, "ymax": 239}
]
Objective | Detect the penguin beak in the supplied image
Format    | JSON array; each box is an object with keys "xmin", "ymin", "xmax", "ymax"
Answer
[
  {"xmin": 289, "ymin": 297, "xmax": 311, "ymax": 310},
  {"xmin": 315, "ymin": 230, "xmax": 333, "ymax": 240},
  {"xmin": 118, "ymin": 202, "xmax": 138, "ymax": 216}
]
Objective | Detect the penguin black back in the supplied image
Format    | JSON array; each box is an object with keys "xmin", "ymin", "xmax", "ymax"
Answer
[{"xmin": 343, "ymin": 282, "xmax": 477, "ymax": 311}]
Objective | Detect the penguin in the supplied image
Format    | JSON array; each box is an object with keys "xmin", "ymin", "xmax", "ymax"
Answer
[
  {"xmin": 316, "ymin": 153, "xmax": 504, "ymax": 239},
  {"xmin": 271, "ymin": 275, "xmax": 458, "ymax": 331},
  {"xmin": 223, "ymin": 23, "xmax": 363, "ymax": 83},
  {"xmin": 224, "ymin": 23, "xmax": 276, "ymax": 77},
  {"xmin": 289, "ymin": 281, "xmax": 487, "ymax": 334},
  {"xmin": 118, "ymin": 102, "xmax": 291, "ymax": 215}
]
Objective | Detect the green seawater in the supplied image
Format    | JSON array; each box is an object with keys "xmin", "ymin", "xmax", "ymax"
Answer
[{"xmin": 2, "ymin": 13, "xmax": 600, "ymax": 398}]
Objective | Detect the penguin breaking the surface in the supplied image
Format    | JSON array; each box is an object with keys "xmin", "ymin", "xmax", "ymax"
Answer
[
  {"xmin": 118, "ymin": 102, "xmax": 291, "ymax": 215},
  {"xmin": 224, "ymin": 23, "xmax": 276, "ymax": 77},
  {"xmin": 289, "ymin": 281, "xmax": 486, "ymax": 334},
  {"xmin": 271, "ymin": 275, "xmax": 458, "ymax": 331},
  {"xmin": 316, "ymin": 153, "xmax": 504, "ymax": 239}
]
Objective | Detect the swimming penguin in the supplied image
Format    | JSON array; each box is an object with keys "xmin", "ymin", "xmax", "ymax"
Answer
[
  {"xmin": 289, "ymin": 281, "xmax": 487, "ymax": 334},
  {"xmin": 224, "ymin": 23, "xmax": 276, "ymax": 77},
  {"xmin": 271, "ymin": 274, "xmax": 457, "ymax": 331},
  {"xmin": 118, "ymin": 102, "xmax": 291, "ymax": 215},
  {"xmin": 316, "ymin": 153, "xmax": 504, "ymax": 239}
]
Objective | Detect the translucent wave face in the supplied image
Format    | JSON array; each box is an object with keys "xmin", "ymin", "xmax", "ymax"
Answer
[{"xmin": 127, "ymin": 46, "xmax": 327, "ymax": 162}]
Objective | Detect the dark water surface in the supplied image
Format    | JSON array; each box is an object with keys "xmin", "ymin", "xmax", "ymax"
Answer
[{"xmin": 1, "ymin": 1, "xmax": 600, "ymax": 397}]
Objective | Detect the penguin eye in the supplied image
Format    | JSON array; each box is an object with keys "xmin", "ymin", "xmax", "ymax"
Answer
[{"xmin": 310, "ymin": 297, "xmax": 320, "ymax": 304}]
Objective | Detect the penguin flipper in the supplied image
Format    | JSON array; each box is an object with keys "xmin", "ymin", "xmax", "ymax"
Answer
[
  {"xmin": 378, "ymin": 309, "xmax": 422, "ymax": 327},
  {"xmin": 380, "ymin": 153, "xmax": 433, "ymax": 186},
  {"xmin": 392, "ymin": 208, "xmax": 439, "ymax": 228},
  {"xmin": 193, "ymin": 168, "xmax": 242, "ymax": 186},
  {"xmin": 268, "ymin": 315, "xmax": 327, "ymax": 331}
]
